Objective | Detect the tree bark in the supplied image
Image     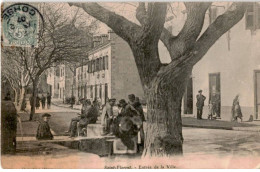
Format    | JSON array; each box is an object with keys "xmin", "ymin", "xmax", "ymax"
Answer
[
  {"xmin": 19, "ymin": 86, "xmax": 26, "ymax": 111},
  {"xmin": 142, "ymin": 60, "xmax": 192, "ymax": 157},
  {"xmin": 29, "ymin": 77, "xmax": 39, "ymax": 121},
  {"xmin": 14, "ymin": 89, "xmax": 18, "ymax": 107}
]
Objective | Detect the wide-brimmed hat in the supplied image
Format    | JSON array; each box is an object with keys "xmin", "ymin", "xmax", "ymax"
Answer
[
  {"xmin": 119, "ymin": 116, "xmax": 133, "ymax": 132},
  {"xmin": 128, "ymin": 94, "xmax": 135, "ymax": 100},
  {"xmin": 198, "ymin": 90, "xmax": 202, "ymax": 93},
  {"xmin": 109, "ymin": 98, "xmax": 116, "ymax": 102},
  {"xmin": 42, "ymin": 113, "xmax": 51, "ymax": 118}
]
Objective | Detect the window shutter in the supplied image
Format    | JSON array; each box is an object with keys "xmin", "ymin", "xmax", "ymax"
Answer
[
  {"xmin": 103, "ymin": 56, "xmax": 105, "ymax": 70},
  {"xmin": 246, "ymin": 3, "xmax": 255, "ymax": 30},
  {"xmin": 106, "ymin": 55, "xmax": 109, "ymax": 70},
  {"xmin": 257, "ymin": 3, "xmax": 260, "ymax": 29}
]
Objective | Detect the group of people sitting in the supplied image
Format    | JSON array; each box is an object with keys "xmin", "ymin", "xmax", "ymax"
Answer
[
  {"xmin": 64, "ymin": 94, "xmax": 146, "ymax": 151},
  {"xmin": 66, "ymin": 99, "xmax": 99, "ymax": 137},
  {"xmin": 36, "ymin": 94, "xmax": 146, "ymax": 152},
  {"xmin": 101, "ymin": 94, "xmax": 145, "ymax": 151}
]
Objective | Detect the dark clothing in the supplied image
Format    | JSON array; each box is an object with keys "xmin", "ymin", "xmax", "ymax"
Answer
[
  {"xmin": 41, "ymin": 96, "xmax": 46, "ymax": 109},
  {"xmin": 211, "ymin": 94, "xmax": 220, "ymax": 117},
  {"xmin": 133, "ymin": 102, "xmax": 145, "ymax": 122},
  {"xmin": 231, "ymin": 96, "xmax": 243, "ymax": 121},
  {"xmin": 70, "ymin": 96, "xmax": 75, "ymax": 108},
  {"xmin": 36, "ymin": 96, "xmax": 40, "ymax": 109},
  {"xmin": 197, "ymin": 109, "xmax": 203, "ymax": 119},
  {"xmin": 68, "ymin": 116, "xmax": 81, "ymax": 137},
  {"xmin": 1, "ymin": 100, "xmax": 17, "ymax": 154},
  {"xmin": 80, "ymin": 105, "xmax": 98, "ymax": 126},
  {"xmin": 47, "ymin": 95, "xmax": 51, "ymax": 109},
  {"xmin": 69, "ymin": 106, "xmax": 98, "ymax": 137},
  {"xmin": 36, "ymin": 121, "xmax": 53, "ymax": 140},
  {"xmin": 196, "ymin": 94, "xmax": 206, "ymax": 109},
  {"xmin": 196, "ymin": 94, "xmax": 206, "ymax": 119}
]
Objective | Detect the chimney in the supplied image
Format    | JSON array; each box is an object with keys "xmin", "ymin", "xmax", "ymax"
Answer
[
  {"xmin": 101, "ymin": 34, "xmax": 108, "ymax": 44},
  {"xmin": 108, "ymin": 30, "xmax": 116, "ymax": 41},
  {"xmin": 93, "ymin": 35, "xmax": 101, "ymax": 47}
]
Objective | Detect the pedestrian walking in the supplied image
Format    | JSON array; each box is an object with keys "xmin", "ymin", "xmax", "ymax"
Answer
[
  {"xmin": 36, "ymin": 95, "xmax": 40, "ymax": 109},
  {"xmin": 36, "ymin": 113, "xmax": 53, "ymax": 140},
  {"xmin": 41, "ymin": 94, "xmax": 46, "ymax": 109},
  {"xmin": 196, "ymin": 90, "xmax": 206, "ymax": 119},
  {"xmin": 47, "ymin": 93, "xmax": 51, "ymax": 109},
  {"xmin": 70, "ymin": 95, "xmax": 75, "ymax": 108},
  {"xmin": 231, "ymin": 95, "xmax": 243, "ymax": 122}
]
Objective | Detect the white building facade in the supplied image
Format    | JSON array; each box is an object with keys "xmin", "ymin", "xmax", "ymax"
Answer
[{"xmin": 161, "ymin": 2, "xmax": 260, "ymax": 120}]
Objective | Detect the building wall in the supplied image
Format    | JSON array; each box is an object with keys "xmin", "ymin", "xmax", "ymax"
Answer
[
  {"xmin": 75, "ymin": 31, "xmax": 145, "ymax": 105},
  {"xmin": 192, "ymin": 7, "xmax": 260, "ymax": 120},
  {"xmin": 64, "ymin": 65, "xmax": 74, "ymax": 99},
  {"xmin": 86, "ymin": 45, "xmax": 111, "ymax": 104},
  {"xmin": 110, "ymin": 32, "xmax": 144, "ymax": 101},
  {"xmin": 159, "ymin": 2, "xmax": 260, "ymax": 120}
]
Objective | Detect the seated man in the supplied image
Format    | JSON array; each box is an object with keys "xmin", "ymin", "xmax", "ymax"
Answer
[
  {"xmin": 66, "ymin": 99, "xmax": 88, "ymax": 137},
  {"xmin": 101, "ymin": 98, "xmax": 116, "ymax": 135},
  {"xmin": 67, "ymin": 99, "xmax": 98, "ymax": 137},
  {"xmin": 78, "ymin": 100, "xmax": 99, "ymax": 136}
]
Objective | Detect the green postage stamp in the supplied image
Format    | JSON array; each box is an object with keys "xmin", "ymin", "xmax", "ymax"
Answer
[{"xmin": 2, "ymin": 3, "xmax": 42, "ymax": 47}]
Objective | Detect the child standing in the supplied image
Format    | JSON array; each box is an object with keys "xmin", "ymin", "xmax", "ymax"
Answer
[{"xmin": 208, "ymin": 101, "xmax": 213, "ymax": 120}]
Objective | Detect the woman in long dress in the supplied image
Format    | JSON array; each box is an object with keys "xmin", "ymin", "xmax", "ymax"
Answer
[{"xmin": 231, "ymin": 95, "xmax": 243, "ymax": 122}]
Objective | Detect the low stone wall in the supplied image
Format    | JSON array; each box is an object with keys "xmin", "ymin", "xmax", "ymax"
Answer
[{"xmin": 57, "ymin": 136, "xmax": 115, "ymax": 156}]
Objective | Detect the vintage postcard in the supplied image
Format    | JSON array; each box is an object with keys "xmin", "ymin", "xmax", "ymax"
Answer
[{"xmin": 1, "ymin": 1, "xmax": 260, "ymax": 169}]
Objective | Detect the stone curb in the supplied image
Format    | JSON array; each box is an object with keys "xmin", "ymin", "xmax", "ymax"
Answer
[
  {"xmin": 183, "ymin": 124, "xmax": 233, "ymax": 130},
  {"xmin": 183, "ymin": 124, "xmax": 260, "ymax": 132},
  {"xmin": 232, "ymin": 127, "xmax": 260, "ymax": 132}
]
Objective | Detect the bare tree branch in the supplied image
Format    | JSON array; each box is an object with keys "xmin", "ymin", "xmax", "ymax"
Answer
[
  {"xmin": 68, "ymin": 2, "xmax": 141, "ymax": 42},
  {"xmin": 191, "ymin": 2, "xmax": 248, "ymax": 65},
  {"xmin": 168, "ymin": 2, "xmax": 211, "ymax": 60}
]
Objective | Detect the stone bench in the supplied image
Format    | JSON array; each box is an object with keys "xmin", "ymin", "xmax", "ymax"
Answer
[{"xmin": 87, "ymin": 123, "xmax": 103, "ymax": 137}]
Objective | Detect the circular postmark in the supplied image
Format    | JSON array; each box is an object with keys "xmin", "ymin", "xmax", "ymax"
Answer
[{"xmin": 2, "ymin": 3, "xmax": 44, "ymax": 47}]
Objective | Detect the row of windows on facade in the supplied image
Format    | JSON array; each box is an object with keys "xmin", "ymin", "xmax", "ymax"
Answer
[
  {"xmin": 78, "ymin": 84, "xmax": 108, "ymax": 100},
  {"xmin": 77, "ymin": 55, "xmax": 109, "ymax": 80}
]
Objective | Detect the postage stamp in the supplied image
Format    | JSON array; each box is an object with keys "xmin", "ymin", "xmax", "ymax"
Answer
[{"xmin": 2, "ymin": 3, "xmax": 43, "ymax": 47}]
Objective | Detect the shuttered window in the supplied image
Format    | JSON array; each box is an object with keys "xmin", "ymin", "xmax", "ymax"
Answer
[{"xmin": 246, "ymin": 3, "xmax": 260, "ymax": 30}]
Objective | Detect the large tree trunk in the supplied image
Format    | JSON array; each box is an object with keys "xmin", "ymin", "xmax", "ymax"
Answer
[
  {"xmin": 19, "ymin": 86, "xmax": 26, "ymax": 111},
  {"xmin": 14, "ymin": 89, "xmax": 19, "ymax": 107},
  {"xmin": 29, "ymin": 78, "xmax": 39, "ymax": 121},
  {"xmin": 142, "ymin": 66, "xmax": 192, "ymax": 157}
]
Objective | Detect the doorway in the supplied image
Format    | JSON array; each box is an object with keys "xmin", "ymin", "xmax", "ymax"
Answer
[
  {"xmin": 183, "ymin": 77, "xmax": 193, "ymax": 114},
  {"xmin": 254, "ymin": 70, "xmax": 260, "ymax": 120},
  {"xmin": 209, "ymin": 73, "xmax": 221, "ymax": 118}
]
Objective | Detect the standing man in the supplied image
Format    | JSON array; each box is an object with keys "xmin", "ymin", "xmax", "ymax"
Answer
[
  {"xmin": 47, "ymin": 93, "xmax": 51, "ymax": 109},
  {"xmin": 1, "ymin": 93, "xmax": 17, "ymax": 154},
  {"xmin": 41, "ymin": 94, "xmax": 46, "ymax": 109},
  {"xmin": 196, "ymin": 90, "xmax": 206, "ymax": 119},
  {"xmin": 70, "ymin": 95, "xmax": 75, "ymax": 108},
  {"xmin": 101, "ymin": 98, "xmax": 116, "ymax": 135},
  {"xmin": 36, "ymin": 95, "xmax": 41, "ymax": 110}
]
